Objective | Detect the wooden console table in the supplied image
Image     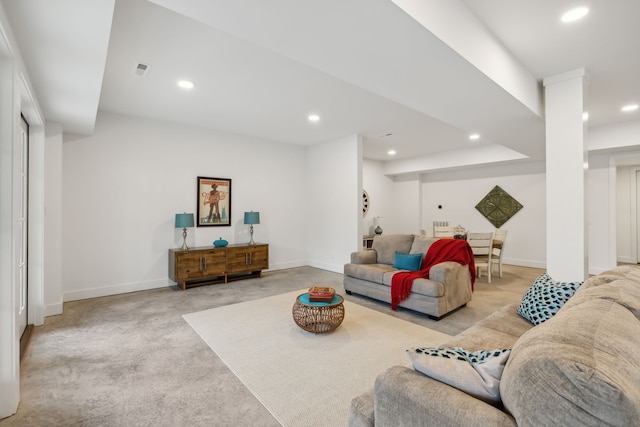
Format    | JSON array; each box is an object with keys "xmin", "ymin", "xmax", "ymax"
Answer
[{"xmin": 168, "ymin": 243, "xmax": 269, "ymax": 290}]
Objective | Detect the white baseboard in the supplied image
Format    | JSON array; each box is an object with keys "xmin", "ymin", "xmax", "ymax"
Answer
[
  {"xmin": 306, "ymin": 260, "xmax": 343, "ymax": 274},
  {"xmin": 63, "ymin": 278, "xmax": 171, "ymax": 302},
  {"xmin": 45, "ymin": 303, "xmax": 63, "ymax": 317},
  {"xmin": 267, "ymin": 260, "xmax": 307, "ymax": 271},
  {"xmin": 62, "ymin": 263, "xmax": 308, "ymax": 304},
  {"xmin": 502, "ymin": 258, "xmax": 546, "ymax": 269}
]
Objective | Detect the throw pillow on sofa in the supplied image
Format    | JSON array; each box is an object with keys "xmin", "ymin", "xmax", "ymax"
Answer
[
  {"xmin": 518, "ymin": 273, "xmax": 583, "ymax": 325},
  {"xmin": 406, "ymin": 346, "xmax": 510, "ymax": 403},
  {"xmin": 393, "ymin": 252, "xmax": 423, "ymax": 271}
]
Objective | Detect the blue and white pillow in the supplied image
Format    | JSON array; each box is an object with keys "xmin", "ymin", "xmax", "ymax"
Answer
[
  {"xmin": 517, "ymin": 273, "xmax": 583, "ymax": 325},
  {"xmin": 406, "ymin": 346, "xmax": 510, "ymax": 403}
]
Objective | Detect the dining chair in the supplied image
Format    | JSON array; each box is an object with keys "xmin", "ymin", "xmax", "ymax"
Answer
[
  {"xmin": 467, "ymin": 232, "xmax": 494, "ymax": 283},
  {"xmin": 492, "ymin": 229, "xmax": 508, "ymax": 278}
]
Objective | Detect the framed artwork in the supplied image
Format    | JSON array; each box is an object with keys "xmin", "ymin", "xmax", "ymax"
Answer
[
  {"xmin": 197, "ymin": 177, "xmax": 231, "ymax": 226},
  {"xmin": 475, "ymin": 185, "xmax": 523, "ymax": 228}
]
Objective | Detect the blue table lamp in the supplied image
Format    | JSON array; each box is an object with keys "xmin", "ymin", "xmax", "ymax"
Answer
[
  {"xmin": 175, "ymin": 213, "xmax": 195, "ymax": 250},
  {"xmin": 244, "ymin": 211, "xmax": 260, "ymax": 245}
]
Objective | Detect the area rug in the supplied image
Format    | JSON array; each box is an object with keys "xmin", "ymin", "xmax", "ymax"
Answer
[{"xmin": 183, "ymin": 290, "xmax": 451, "ymax": 426}]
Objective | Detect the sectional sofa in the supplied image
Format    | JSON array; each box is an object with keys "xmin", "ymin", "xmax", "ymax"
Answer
[{"xmin": 348, "ymin": 265, "xmax": 640, "ymax": 426}]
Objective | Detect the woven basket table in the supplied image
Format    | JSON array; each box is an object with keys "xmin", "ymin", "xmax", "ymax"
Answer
[{"xmin": 292, "ymin": 293, "xmax": 345, "ymax": 334}]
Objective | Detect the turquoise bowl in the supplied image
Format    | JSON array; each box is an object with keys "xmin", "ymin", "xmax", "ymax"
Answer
[{"xmin": 213, "ymin": 238, "xmax": 228, "ymax": 247}]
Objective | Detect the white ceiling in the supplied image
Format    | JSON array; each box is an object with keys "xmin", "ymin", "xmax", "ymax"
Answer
[{"xmin": 2, "ymin": 0, "xmax": 639, "ymax": 171}]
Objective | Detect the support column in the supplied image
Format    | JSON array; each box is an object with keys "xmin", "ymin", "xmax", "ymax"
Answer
[{"xmin": 543, "ymin": 69, "xmax": 588, "ymax": 281}]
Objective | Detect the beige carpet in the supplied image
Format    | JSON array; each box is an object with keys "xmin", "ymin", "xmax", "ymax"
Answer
[{"xmin": 183, "ymin": 290, "xmax": 451, "ymax": 426}]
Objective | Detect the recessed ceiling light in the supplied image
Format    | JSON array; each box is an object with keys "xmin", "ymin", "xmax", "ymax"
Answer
[
  {"xmin": 621, "ymin": 104, "xmax": 639, "ymax": 113},
  {"xmin": 308, "ymin": 114, "xmax": 320, "ymax": 122},
  {"xmin": 469, "ymin": 133, "xmax": 480, "ymax": 141},
  {"xmin": 387, "ymin": 150, "xmax": 396, "ymax": 156},
  {"xmin": 561, "ymin": 6, "xmax": 589, "ymax": 23},
  {"xmin": 177, "ymin": 80, "xmax": 194, "ymax": 89}
]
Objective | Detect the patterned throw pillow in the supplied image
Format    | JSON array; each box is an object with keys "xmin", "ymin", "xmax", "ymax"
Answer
[
  {"xmin": 517, "ymin": 273, "xmax": 583, "ymax": 325},
  {"xmin": 406, "ymin": 346, "xmax": 511, "ymax": 403}
]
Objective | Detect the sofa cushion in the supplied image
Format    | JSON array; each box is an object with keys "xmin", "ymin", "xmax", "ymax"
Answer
[
  {"xmin": 381, "ymin": 272, "xmax": 444, "ymax": 297},
  {"xmin": 371, "ymin": 234, "xmax": 414, "ymax": 265},
  {"xmin": 409, "ymin": 236, "xmax": 436, "ymax": 255},
  {"xmin": 393, "ymin": 252, "xmax": 423, "ymax": 271},
  {"xmin": 344, "ymin": 263, "xmax": 397, "ymax": 283},
  {"xmin": 406, "ymin": 346, "xmax": 510, "ymax": 404},
  {"xmin": 501, "ymin": 298, "xmax": 640, "ymax": 426},
  {"xmin": 442, "ymin": 304, "xmax": 532, "ymax": 351},
  {"xmin": 517, "ymin": 273, "xmax": 582, "ymax": 325},
  {"xmin": 348, "ymin": 387, "xmax": 375, "ymax": 427},
  {"xmin": 561, "ymin": 277, "xmax": 640, "ymax": 319},
  {"xmin": 350, "ymin": 250, "xmax": 377, "ymax": 265}
]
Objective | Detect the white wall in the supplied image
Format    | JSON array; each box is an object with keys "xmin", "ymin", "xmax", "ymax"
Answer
[
  {"xmin": 44, "ymin": 123, "xmax": 63, "ymax": 316},
  {"xmin": 365, "ymin": 147, "xmax": 640, "ymax": 275},
  {"xmin": 362, "ymin": 159, "xmax": 395, "ymax": 235},
  {"xmin": 615, "ymin": 164, "xmax": 640, "ymax": 264},
  {"xmin": 365, "ymin": 160, "xmax": 547, "ymax": 268},
  {"xmin": 307, "ymin": 134, "xmax": 361, "ymax": 272},
  {"xmin": 61, "ymin": 111, "xmax": 310, "ymax": 301},
  {"xmin": 419, "ymin": 161, "xmax": 547, "ymax": 268},
  {"xmin": 588, "ymin": 153, "xmax": 616, "ymax": 273},
  {"xmin": 387, "ymin": 174, "xmax": 420, "ymax": 234}
]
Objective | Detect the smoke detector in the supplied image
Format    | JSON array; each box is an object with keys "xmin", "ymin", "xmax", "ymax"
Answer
[{"xmin": 133, "ymin": 62, "xmax": 150, "ymax": 76}]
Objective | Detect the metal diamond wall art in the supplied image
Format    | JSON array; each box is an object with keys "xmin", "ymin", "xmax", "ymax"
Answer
[{"xmin": 475, "ymin": 185, "xmax": 523, "ymax": 228}]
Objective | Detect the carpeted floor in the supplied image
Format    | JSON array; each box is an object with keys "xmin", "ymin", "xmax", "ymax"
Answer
[{"xmin": 1, "ymin": 265, "xmax": 543, "ymax": 426}]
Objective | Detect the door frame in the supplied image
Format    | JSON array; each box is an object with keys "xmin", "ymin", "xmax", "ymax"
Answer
[{"xmin": 0, "ymin": 63, "xmax": 46, "ymax": 419}]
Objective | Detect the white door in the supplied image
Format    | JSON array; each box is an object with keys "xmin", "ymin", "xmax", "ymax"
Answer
[{"xmin": 18, "ymin": 116, "xmax": 28, "ymax": 338}]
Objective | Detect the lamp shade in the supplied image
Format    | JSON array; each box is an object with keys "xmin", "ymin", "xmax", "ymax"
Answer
[
  {"xmin": 244, "ymin": 211, "xmax": 260, "ymax": 225},
  {"xmin": 175, "ymin": 213, "xmax": 194, "ymax": 228}
]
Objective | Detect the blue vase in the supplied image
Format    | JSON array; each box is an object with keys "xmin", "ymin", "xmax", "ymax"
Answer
[{"xmin": 213, "ymin": 237, "xmax": 228, "ymax": 247}]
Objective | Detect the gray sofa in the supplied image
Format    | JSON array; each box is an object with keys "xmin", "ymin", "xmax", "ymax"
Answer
[
  {"xmin": 348, "ymin": 265, "xmax": 640, "ymax": 426},
  {"xmin": 343, "ymin": 234, "xmax": 472, "ymax": 319}
]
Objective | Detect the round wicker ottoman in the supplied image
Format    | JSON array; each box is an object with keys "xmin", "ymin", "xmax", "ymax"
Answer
[{"xmin": 292, "ymin": 293, "xmax": 345, "ymax": 334}]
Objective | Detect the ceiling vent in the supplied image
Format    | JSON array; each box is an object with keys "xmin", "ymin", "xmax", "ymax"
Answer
[{"xmin": 133, "ymin": 62, "xmax": 150, "ymax": 77}]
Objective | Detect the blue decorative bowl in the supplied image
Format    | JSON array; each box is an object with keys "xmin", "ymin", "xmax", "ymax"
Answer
[{"xmin": 213, "ymin": 238, "xmax": 228, "ymax": 247}]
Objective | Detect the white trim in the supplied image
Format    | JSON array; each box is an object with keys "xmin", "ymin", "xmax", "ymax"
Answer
[
  {"xmin": 63, "ymin": 279, "xmax": 172, "ymax": 302},
  {"xmin": 27, "ymin": 125, "xmax": 45, "ymax": 326},
  {"xmin": 501, "ymin": 258, "xmax": 546, "ymax": 270},
  {"xmin": 44, "ymin": 303, "xmax": 63, "ymax": 317},
  {"xmin": 306, "ymin": 260, "xmax": 343, "ymax": 274},
  {"xmin": 0, "ymin": 2, "xmax": 47, "ymax": 415},
  {"xmin": 267, "ymin": 261, "xmax": 307, "ymax": 271},
  {"xmin": 0, "ymin": 56, "xmax": 20, "ymax": 422},
  {"xmin": 62, "ymin": 263, "xmax": 304, "ymax": 303}
]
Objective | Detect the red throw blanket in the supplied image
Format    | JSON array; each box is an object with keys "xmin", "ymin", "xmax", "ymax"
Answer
[{"xmin": 390, "ymin": 239, "xmax": 476, "ymax": 310}]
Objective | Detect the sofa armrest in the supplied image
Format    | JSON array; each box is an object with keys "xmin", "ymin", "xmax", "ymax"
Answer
[
  {"xmin": 350, "ymin": 250, "xmax": 377, "ymax": 264},
  {"xmin": 374, "ymin": 366, "xmax": 516, "ymax": 427},
  {"xmin": 429, "ymin": 261, "xmax": 469, "ymax": 284}
]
